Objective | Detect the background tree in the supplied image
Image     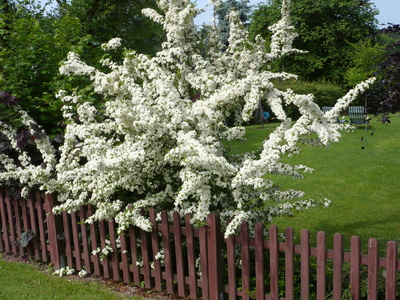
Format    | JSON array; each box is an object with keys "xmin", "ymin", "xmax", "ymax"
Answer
[
  {"xmin": 0, "ymin": 0, "xmax": 92, "ymax": 134},
  {"xmin": 54, "ymin": 0, "xmax": 165, "ymax": 57},
  {"xmin": 366, "ymin": 24, "xmax": 400, "ymax": 119},
  {"xmin": 344, "ymin": 39, "xmax": 385, "ymax": 88},
  {"xmin": 215, "ymin": 0, "xmax": 252, "ymax": 46},
  {"xmin": 249, "ymin": 0, "xmax": 379, "ymax": 82}
]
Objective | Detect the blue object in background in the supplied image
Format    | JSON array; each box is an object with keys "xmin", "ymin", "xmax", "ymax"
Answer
[{"xmin": 263, "ymin": 111, "xmax": 270, "ymax": 121}]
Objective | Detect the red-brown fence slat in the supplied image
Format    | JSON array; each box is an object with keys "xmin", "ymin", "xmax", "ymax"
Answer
[
  {"xmin": 199, "ymin": 224, "xmax": 209, "ymax": 300},
  {"xmin": 350, "ymin": 235, "xmax": 361, "ymax": 299},
  {"xmin": 70, "ymin": 211, "xmax": 82, "ymax": 270},
  {"xmin": 0, "ymin": 190, "xmax": 5, "ymax": 252},
  {"xmin": 226, "ymin": 220, "xmax": 237, "ymax": 300},
  {"xmin": 35, "ymin": 192, "xmax": 48, "ymax": 262},
  {"xmin": 385, "ymin": 241, "xmax": 397, "ymax": 299},
  {"xmin": 108, "ymin": 220, "xmax": 120, "ymax": 281},
  {"xmin": 367, "ymin": 238, "xmax": 378, "ymax": 300},
  {"xmin": 129, "ymin": 225, "xmax": 140, "ymax": 285},
  {"xmin": 185, "ymin": 214, "xmax": 197, "ymax": 299},
  {"xmin": 333, "ymin": 233, "xmax": 343, "ymax": 300},
  {"xmin": 44, "ymin": 193, "xmax": 61, "ymax": 270},
  {"xmin": 99, "ymin": 220, "xmax": 110, "ymax": 278},
  {"xmin": 6, "ymin": 195, "xmax": 17, "ymax": 254},
  {"xmin": 241, "ymin": 221, "xmax": 251, "ymax": 300},
  {"xmin": 285, "ymin": 227, "xmax": 295, "ymax": 300},
  {"xmin": 255, "ymin": 222, "xmax": 265, "ymax": 300},
  {"xmin": 269, "ymin": 224, "xmax": 279, "ymax": 300},
  {"xmin": 150, "ymin": 210, "xmax": 162, "ymax": 291},
  {"xmin": 87, "ymin": 205, "xmax": 101, "ymax": 276},
  {"xmin": 80, "ymin": 207, "xmax": 91, "ymax": 273},
  {"xmin": 13, "ymin": 197, "xmax": 23, "ymax": 256},
  {"xmin": 316, "ymin": 231, "xmax": 327, "ymax": 300},
  {"xmin": 140, "ymin": 221, "xmax": 152, "ymax": 289},
  {"xmin": 173, "ymin": 212, "xmax": 185, "ymax": 297},
  {"xmin": 207, "ymin": 212, "xmax": 223, "ymax": 300},
  {"xmin": 61, "ymin": 211, "xmax": 74, "ymax": 267},
  {"xmin": 0, "ymin": 190, "xmax": 9, "ymax": 253},
  {"xmin": 27, "ymin": 193, "xmax": 40, "ymax": 260},
  {"xmin": 301, "ymin": 229, "xmax": 310, "ymax": 299},
  {"xmin": 161, "ymin": 210, "xmax": 174, "ymax": 294}
]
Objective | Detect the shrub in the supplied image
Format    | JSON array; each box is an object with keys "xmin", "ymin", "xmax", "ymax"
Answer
[{"xmin": 0, "ymin": 0, "xmax": 374, "ymax": 236}]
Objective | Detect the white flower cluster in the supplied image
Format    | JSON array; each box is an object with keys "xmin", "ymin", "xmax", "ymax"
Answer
[
  {"xmin": 92, "ymin": 239, "xmax": 114, "ymax": 261},
  {"xmin": 101, "ymin": 37, "xmax": 122, "ymax": 51},
  {"xmin": 78, "ymin": 269, "xmax": 88, "ymax": 278},
  {"xmin": 0, "ymin": 0, "xmax": 374, "ymax": 235},
  {"xmin": 53, "ymin": 266, "xmax": 75, "ymax": 277}
]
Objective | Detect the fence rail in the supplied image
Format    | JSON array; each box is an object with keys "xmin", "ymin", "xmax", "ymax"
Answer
[{"xmin": 0, "ymin": 190, "xmax": 399, "ymax": 299}]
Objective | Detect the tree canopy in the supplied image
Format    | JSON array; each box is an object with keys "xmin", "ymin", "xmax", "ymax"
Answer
[
  {"xmin": 55, "ymin": 0, "xmax": 165, "ymax": 56},
  {"xmin": 249, "ymin": 0, "xmax": 379, "ymax": 82},
  {"xmin": 367, "ymin": 24, "xmax": 400, "ymax": 119}
]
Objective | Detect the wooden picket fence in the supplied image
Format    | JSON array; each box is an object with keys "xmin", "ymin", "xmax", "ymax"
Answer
[{"xmin": 0, "ymin": 189, "xmax": 399, "ymax": 299}]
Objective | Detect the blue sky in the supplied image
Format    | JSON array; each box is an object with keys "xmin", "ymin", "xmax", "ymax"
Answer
[{"xmin": 194, "ymin": 0, "xmax": 400, "ymax": 26}]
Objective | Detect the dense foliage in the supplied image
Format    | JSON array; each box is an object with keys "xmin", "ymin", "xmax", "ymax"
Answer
[
  {"xmin": 0, "ymin": 0, "xmax": 92, "ymax": 134},
  {"xmin": 55, "ymin": 0, "xmax": 165, "ymax": 56},
  {"xmin": 368, "ymin": 24, "xmax": 400, "ymax": 118},
  {"xmin": 0, "ymin": 0, "xmax": 374, "ymax": 236},
  {"xmin": 249, "ymin": 0, "xmax": 378, "ymax": 82}
]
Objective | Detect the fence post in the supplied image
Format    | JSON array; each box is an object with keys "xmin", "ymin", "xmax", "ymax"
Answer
[
  {"xmin": 207, "ymin": 212, "xmax": 223, "ymax": 300},
  {"xmin": 0, "ymin": 189, "xmax": 9, "ymax": 253},
  {"xmin": 45, "ymin": 193, "xmax": 61, "ymax": 270}
]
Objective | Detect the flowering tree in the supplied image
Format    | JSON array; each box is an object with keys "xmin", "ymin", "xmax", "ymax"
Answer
[{"xmin": 0, "ymin": 0, "xmax": 374, "ymax": 236}]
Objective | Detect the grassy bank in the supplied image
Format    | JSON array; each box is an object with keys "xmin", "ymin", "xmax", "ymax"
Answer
[{"xmin": 0, "ymin": 254, "xmax": 147, "ymax": 299}]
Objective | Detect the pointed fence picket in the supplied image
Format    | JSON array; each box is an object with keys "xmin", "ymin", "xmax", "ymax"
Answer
[{"xmin": 0, "ymin": 189, "xmax": 399, "ymax": 299}]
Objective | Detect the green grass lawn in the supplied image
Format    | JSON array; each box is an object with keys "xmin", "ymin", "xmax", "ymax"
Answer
[
  {"xmin": 226, "ymin": 115, "xmax": 400, "ymax": 254},
  {"xmin": 0, "ymin": 254, "xmax": 148, "ymax": 300}
]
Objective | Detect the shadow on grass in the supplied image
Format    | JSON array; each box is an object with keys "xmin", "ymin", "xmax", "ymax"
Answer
[{"xmin": 315, "ymin": 213, "xmax": 400, "ymax": 254}]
